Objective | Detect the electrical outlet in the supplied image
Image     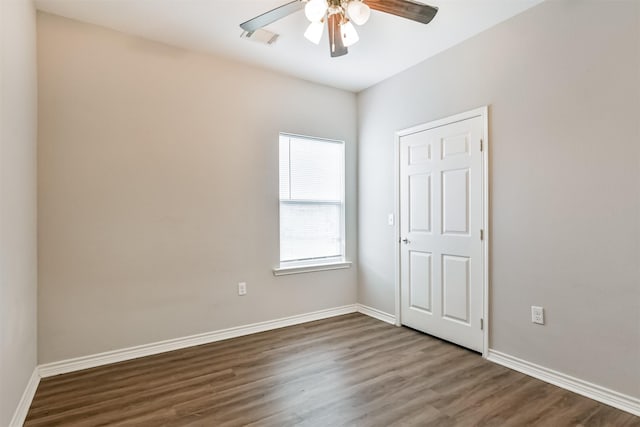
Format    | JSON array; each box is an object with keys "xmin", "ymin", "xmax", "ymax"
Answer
[
  {"xmin": 238, "ymin": 282, "xmax": 247, "ymax": 296},
  {"xmin": 531, "ymin": 306, "xmax": 544, "ymax": 325},
  {"xmin": 388, "ymin": 213, "xmax": 394, "ymax": 226}
]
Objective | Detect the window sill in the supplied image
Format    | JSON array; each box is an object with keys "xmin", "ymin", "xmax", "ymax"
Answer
[{"xmin": 273, "ymin": 261, "xmax": 352, "ymax": 276}]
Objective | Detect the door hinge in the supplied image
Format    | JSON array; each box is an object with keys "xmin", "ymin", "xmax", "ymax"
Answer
[
  {"xmin": 480, "ymin": 229, "xmax": 484, "ymax": 241},
  {"xmin": 480, "ymin": 139, "xmax": 483, "ymax": 152},
  {"xmin": 480, "ymin": 318, "xmax": 484, "ymax": 330}
]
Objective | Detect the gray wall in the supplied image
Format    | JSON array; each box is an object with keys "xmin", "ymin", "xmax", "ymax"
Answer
[
  {"xmin": 37, "ymin": 13, "xmax": 358, "ymax": 364},
  {"xmin": 357, "ymin": 0, "xmax": 640, "ymax": 398},
  {"xmin": 0, "ymin": 0, "xmax": 38, "ymax": 424}
]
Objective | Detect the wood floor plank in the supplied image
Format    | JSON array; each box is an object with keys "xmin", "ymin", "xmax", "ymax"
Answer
[{"xmin": 25, "ymin": 313, "xmax": 640, "ymax": 426}]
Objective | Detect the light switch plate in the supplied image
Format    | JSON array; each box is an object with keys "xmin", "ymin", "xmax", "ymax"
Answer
[
  {"xmin": 531, "ymin": 306, "xmax": 544, "ymax": 325},
  {"xmin": 388, "ymin": 214, "xmax": 394, "ymax": 226}
]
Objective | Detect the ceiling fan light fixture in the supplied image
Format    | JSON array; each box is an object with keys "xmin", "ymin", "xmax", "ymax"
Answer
[
  {"xmin": 340, "ymin": 20, "xmax": 359, "ymax": 47},
  {"xmin": 304, "ymin": 0, "xmax": 328, "ymax": 22},
  {"xmin": 239, "ymin": 0, "xmax": 438, "ymax": 58},
  {"xmin": 304, "ymin": 21, "xmax": 324, "ymax": 44},
  {"xmin": 347, "ymin": 1, "xmax": 371, "ymax": 26}
]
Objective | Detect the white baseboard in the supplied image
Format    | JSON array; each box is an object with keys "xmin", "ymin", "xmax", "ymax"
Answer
[
  {"xmin": 487, "ymin": 349, "xmax": 640, "ymax": 417},
  {"xmin": 9, "ymin": 367, "xmax": 40, "ymax": 427},
  {"xmin": 39, "ymin": 304, "xmax": 358, "ymax": 378},
  {"xmin": 356, "ymin": 303, "xmax": 396, "ymax": 325}
]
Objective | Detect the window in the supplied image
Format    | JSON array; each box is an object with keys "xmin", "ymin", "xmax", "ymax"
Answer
[{"xmin": 277, "ymin": 133, "xmax": 348, "ymax": 273}]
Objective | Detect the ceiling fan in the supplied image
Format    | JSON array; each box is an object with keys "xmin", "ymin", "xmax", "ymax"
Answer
[{"xmin": 240, "ymin": 0, "xmax": 438, "ymax": 58}]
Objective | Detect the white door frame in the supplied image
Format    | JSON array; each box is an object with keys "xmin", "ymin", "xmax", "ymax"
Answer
[{"xmin": 393, "ymin": 106, "xmax": 490, "ymax": 358}]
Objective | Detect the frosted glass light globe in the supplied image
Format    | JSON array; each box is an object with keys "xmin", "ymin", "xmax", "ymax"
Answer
[
  {"xmin": 341, "ymin": 21, "xmax": 359, "ymax": 47},
  {"xmin": 305, "ymin": 0, "xmax": 328, "ymax": 22},
  {"xmin": 347, "ymin": 1, "xmax": 371, "ymax": 26},
  {"xmin": 304, "ymin": 21, "xmax": 324, "ymax": 44}
]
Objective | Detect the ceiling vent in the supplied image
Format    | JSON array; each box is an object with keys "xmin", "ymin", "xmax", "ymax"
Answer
[{"xmin": 240, "ymin": 29, "xmax": 279, "ymax": 45}]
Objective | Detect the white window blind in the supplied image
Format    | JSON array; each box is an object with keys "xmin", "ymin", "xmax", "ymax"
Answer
[{"xmin": 279, "ymin": 134, "xmax": 345, "ymax": 264}]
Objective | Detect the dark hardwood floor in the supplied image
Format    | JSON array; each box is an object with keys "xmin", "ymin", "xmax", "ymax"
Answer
[{"xmin": 25, "ymin": 313, "xmax": 639, "ymax": 426}]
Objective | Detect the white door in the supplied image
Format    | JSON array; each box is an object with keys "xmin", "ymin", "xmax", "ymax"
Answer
[{"xmin": 399, "ymin": 114, "xmax": 485, "ymax": 353}]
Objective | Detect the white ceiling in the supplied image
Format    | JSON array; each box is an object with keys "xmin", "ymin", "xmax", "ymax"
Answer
[{"xmin": 34, "ymin": 0, "xmax": 543, "ymax": 92}]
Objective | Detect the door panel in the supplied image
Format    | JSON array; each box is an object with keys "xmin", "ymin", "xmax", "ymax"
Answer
[
  {"xmin": 409, "ymin": 143, "xmax": 431, "ymax": 165},
  {"xmin": 400, "ymin": 115, "xmax": 484, "ymax": 353},
  {"xmin": 409, "ymin": 173, "xmax": 431, "ymax": 233},
  {"xmin": 409, "ymin": 251, "xmax": 432, "ymax": 313},
  {"xmin": 442, "ymin": 168, "xmax": 469, "ymax": 235},
  {"xmin": 441, "ymin": 132, "xmax": 470, "ymax": 159},
  {"xmin": 442, "ymin": 254, "xmax": 470, "ymax": 323}
]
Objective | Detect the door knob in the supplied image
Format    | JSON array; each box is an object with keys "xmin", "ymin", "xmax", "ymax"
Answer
[{"xmin": 402, "ymin": 238, "xmax": 410, "ymax": 244}]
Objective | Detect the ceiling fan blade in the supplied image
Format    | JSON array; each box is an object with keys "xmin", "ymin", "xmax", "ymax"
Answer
[
  {"xmin": 328, "ymin": 14, "xmax": 348, "ymax": 57},
  {"xmin": 240, "ymin": 0, "xmax": 305, "ymax": 33},
  {"xmin": 366, "ymin": 0, "xmax": 438, "ymax": 24}
]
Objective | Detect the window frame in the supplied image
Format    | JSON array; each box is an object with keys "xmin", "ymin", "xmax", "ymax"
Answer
[{"xmin": 274, "ymin": 132, "xmax": 350, "ymax": 275}]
